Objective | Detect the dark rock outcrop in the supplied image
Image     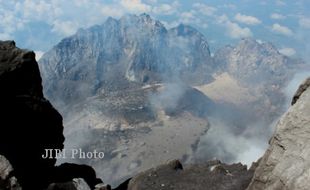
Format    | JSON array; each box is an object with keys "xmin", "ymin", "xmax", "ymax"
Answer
[
  {"xmin": 291, "ymin": 77, "xmax": 310, "ymax": 105},
  {"xmin": 0, "ymin": 40, "xmax": 64, "ymax": 189},
  {"xmin": 0, "ymin": 41, "xmax": 103, "ymax": 189}
]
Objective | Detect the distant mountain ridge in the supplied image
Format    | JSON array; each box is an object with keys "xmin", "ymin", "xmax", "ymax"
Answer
[
  {"xmin": 214, "ymin": 38, "xmax": 300, "ymax": 86},
  {"xmin": 39, "ymin": 13, "xmax": 213, "ymax": 106},
  {"xmin": 39, "ymin": 13, "xmax": 303, "ymax": 108}
]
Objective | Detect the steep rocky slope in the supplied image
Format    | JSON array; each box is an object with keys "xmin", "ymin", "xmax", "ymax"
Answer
[{"xmin": 247, "ymin": 77, "xmax": 310, "ymax": 190}]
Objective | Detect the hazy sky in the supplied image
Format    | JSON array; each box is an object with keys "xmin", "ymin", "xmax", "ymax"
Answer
[{"xmin": 1, "ymin": 0, "xmax": 310, "ymax": 60}]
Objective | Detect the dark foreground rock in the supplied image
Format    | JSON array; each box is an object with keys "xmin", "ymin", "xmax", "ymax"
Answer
[
  {"xmin": 0, "ymin": 41, "xmax": 102, "ymax": 189},
  {"xmin": 0, "ymin": 40, "xmax": 63, "ymax": 189}
]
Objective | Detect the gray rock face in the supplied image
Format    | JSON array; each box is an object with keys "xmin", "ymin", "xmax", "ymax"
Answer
[{"xmin": 246, "ymin": 78, "xmax": 310, "ymax": 190}]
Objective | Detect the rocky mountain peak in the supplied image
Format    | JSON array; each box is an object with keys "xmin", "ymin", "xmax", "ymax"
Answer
[
  {"xmin": 214, "ymin": 37, "xmax": 301, "ymax": 87},
  {"xmin": 39, "ymin": 14, "xmax": 213, "ymax": 105},
  {"xmin": 233, "ymin": 38, "xmax": 279, "ymax": 57},
  {"xmin": 106, "ymin": 16, "xmax": 118, "ymax": 24},
  {"xmin": 168, "ymin": 24, "xmax": 210, "ymax": 55},
  {"xmin": 172, "ymin": 24, "xmax": 201, "ymax": 37},
  {"xmin": 137, "ymin": 13, "xmax": 156, "ymax": 24},
  {"xmin": 119, "ymin": 13, "xmax": 166, "ymax": 34}
]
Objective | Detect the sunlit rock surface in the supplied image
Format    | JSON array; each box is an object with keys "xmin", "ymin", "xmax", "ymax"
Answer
[{"xmin": 247, "ymin": 77, "xmax": 310, "ymax": 190}]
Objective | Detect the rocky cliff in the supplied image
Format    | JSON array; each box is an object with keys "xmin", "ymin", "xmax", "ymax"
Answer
[
  {"xmin": 0, "ymin": 41, "xmax": 102, "ymax": 190},
  {"xmin": 0, "ymin": 40, "xmax": 64, "ymax": 189},
  {"xmin": 247, "ymin": 77, "xmax": 310, "ymax": 190}
]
